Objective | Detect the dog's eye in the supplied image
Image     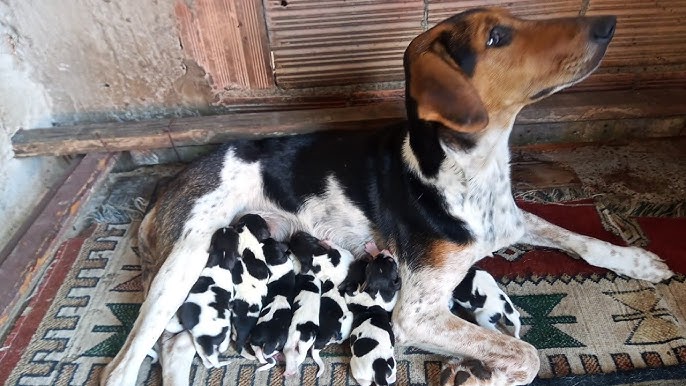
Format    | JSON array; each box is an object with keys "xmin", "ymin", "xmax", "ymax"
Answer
[{"xmin": 486, "ymin": 26, "xmax": 512, "ymax": 48}]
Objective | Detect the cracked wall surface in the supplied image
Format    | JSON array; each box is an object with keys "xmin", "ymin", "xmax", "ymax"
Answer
[{"xmin": 0, "ymin": 0, "xmax": 213, "ymax": 252}]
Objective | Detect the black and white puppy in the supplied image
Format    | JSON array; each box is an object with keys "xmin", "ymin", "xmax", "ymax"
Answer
[
  {"xmin": 159, "ymin": 226, "xmax": 239, "ymax": 368},
  {"xmin": 344, "ymin": 245, "xmax": 401, "ymax": 386},
  {"xmin": 450, "ymin": 267, "xmax": 521, "ymax": 339},
  {"xmin": 230, "ymin": 214, "xmax": 271, "ymax": 357},
  {"xmin": 249, "ymin": 238, "xmax": 295, "ymax": 371},
  {"xmin": 282, "ymin": 231, "xmax": 325, "ymax": 377},
  {"xmin": 310, "ymin": 239, "xmax": 355, "ymax": 377}
]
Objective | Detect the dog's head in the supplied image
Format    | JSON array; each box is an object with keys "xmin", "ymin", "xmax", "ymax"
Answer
[{"xmin": 404, "ymin": 7, "xmax": 615, "ymax": 134}]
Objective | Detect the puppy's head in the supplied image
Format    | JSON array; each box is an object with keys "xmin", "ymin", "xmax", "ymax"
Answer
[
  {"xmin": 360, "ymin": 251, "xmax": 401, "ymax": 296},
  {"xmin": 207, "ymin": 227, "xmax": 240, "ymax": 270},
  {"xmin": 235, "ymin": 214, "xmax": 271, "ymax": 242},
  {"xmin": 289, "ymin": 231, "xmax": 328, "ymax": 273},
  {"xmin": 404, "ymin": 7, "xmax": 615, "ymax": 134},
  {"xmin": 262, "ymin": 238, "xmax": 291, "ymax": 266}
]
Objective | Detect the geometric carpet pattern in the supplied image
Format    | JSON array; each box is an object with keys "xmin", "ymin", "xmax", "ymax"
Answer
[{"xmin": 2, "ymin": 198, "xmax": 686, "ymax": 385}]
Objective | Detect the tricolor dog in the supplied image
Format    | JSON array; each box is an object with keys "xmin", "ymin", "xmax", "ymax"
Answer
[
  {"xmin": 451, "ymin": 267, "xmax": 521, "ymax": 339},
  {"xmin": 249, "ymin": 238, "xmax": 295, "ymax": 371},
  {"xmin": 229, "ymin": 214, "xmax": 271, "ymax": 357},
  {"xmin": 344, "ymin": 248, "xmax": 401, "ymax": 386},
  {"xmin": 104, "ymin": 8, "xmax": 673, "ymax": 385}
]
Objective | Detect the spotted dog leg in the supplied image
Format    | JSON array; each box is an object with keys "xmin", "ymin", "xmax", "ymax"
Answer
[{"xmin": 520, "ymin": 211, "xmax": 673, "ymax": 283}]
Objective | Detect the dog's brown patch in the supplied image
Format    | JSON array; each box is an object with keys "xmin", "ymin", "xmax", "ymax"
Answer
[{"xmin": 425, "ymin": 240, "xmax": 471, "ymax": 268}]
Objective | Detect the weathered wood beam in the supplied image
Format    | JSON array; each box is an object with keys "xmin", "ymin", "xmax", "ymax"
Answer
[{"xmin": 11, "ymin": 89, "xmax": 686, "ymax": 157}]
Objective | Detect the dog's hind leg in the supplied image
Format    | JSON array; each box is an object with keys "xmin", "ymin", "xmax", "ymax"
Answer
[
  {"xmin": 161, "ymin": 331, "xmax": 196, "ymax": 386},
  {"xmin": 519, "ymin": 211, "xmax": 673, "ymax": 283}
]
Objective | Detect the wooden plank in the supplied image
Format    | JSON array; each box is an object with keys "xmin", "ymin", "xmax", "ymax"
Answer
[
  {"xmin": 175, "ymin": 0, "xmax": 273, "ymax": 90},
  {"xmin": 0, "ymin": 153, "xmax": 118, "ymax": 333},
  {"xmin": 11, "ymin": 88, "xmax": 686, "ymax": 157},
  {"xmin": 264, "ymin": 0, "xmax": 424, "ymax": 88}
]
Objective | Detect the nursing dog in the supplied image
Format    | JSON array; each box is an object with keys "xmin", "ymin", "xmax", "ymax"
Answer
[{"xmin": 103, "ymin": 8, "xmax": 673, "ymax": 385}]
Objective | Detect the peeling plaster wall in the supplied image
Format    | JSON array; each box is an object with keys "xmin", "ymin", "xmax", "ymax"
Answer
[{"xmin": 0, "ymin": 0, "xmax": 212, "ymax": 251}]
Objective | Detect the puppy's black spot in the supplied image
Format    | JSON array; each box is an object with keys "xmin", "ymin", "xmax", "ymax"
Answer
[
  {"xmin": 296, "ymin": 321, "xmax": 318, "ymax": 341},
  {"xmin": 321, "ymin": 279, "xmax": 335, "ymax": 294},
  {"xmin": 298, "ymin": 277, "xmax": 320, "ymax": 294},
  {"xmin": 353, "ymin": 337, "xmax": 379, "ymax": 357},
  {"xmin": 195, "ymin": 327, "xmax": 228, "ymax": 356},
  {"xmin": 231, "ymin": 261, "xmax": 244, "ymax": 284},
  {"xmin": 372, "ymin": 357, "xmax": 392, "ymax": 385},
  {"xmin": 209, "ymin": 286, "xmax": 232, "ymax": 318},
  {"xmin": 488, "ymin": 312, "xmax": 501, "ymax": 325},
  {"xmin": 502, "ymin": 298, "xmax": 514, "ymax": 314},
  {"xmin": 189, "ymin": 276, "xmax": 215, "ymax": 294},
  {"xmin": 177, "ymin": 302, "xmax": 200, "ymax": 330},
  {"xmin": 316, "ymin": 296, "xmax": 345, "ymax": 349},
  {"xmin": 249, "ymin": 303, "xmax": 260, "ymax": 313},
  {"xmin": 242, "ymin": 249, "xmax": 270, "ymax": 280},
  {"xmin": 328, "ymin": 249, "xmax": 341, "ymax": 266}
]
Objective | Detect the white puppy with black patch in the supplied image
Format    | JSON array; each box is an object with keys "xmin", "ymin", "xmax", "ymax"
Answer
[
  {"xmin": 343, "ymin": 244, "xmax": 401, "ymax": 386},
  {"xmin": 450, "ymin": 266, "xmax": 521, "ymax": 339}
]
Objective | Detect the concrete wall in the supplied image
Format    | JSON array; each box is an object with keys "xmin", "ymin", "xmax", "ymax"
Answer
[{"xmin": 0, "ymin": 0, "xmax": 213, "ymax": 251}]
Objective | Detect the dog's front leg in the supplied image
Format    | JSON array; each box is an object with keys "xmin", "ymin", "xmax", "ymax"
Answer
[
  {"xmin": 100, "ymin": 232, "xmax": 212, "ymax": 385},
  {"xmin": 393, "ymin": 243, "xmax": 540, "ymax": 385},
  {"xmin": 519, "ymin": 210, "xmax": 673, "ymax": 283}
]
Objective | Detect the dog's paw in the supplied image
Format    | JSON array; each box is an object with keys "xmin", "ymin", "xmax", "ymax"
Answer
[
  {"xmin": 596, "ymin": 245, "xmax": 674, "ymax": 283},
  {"xmin": 625, "ymin": 247, "xmax": 674, "ymax": 283},
  {"xmin": 440, "ymin": 359, "xmax": 499, "ymax": 386}
]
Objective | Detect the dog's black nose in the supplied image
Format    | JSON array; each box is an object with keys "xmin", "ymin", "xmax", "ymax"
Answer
[{"xmin": 590, "ymin": 15, "xmax": 617, "ymax": 44}]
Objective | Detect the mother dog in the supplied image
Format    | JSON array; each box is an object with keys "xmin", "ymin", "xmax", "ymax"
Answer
[{"xmin": 102, "ymin": 8, "xmax": 673, "ymax": 385}]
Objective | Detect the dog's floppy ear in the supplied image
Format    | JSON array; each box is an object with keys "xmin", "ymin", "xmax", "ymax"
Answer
[{"xmin": 407, "ymin": 40, "xmax": 488, "ymax": 133}]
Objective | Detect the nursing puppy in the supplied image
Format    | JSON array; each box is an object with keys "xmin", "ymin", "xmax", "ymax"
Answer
[
  {"xmin": 309, "ymin": 239, "xmax": 355, "ymax": 377},
  {"xmin": 282, "ymin": 231, "xmax": 325, "ymax": 376},
  {"xmin": 451, "ymin": 267, "xmax": 521, "ymax": 338},
  {"xmin": 156, "ymin": 227, "xmax": 239, "ymax": 368},
  {"xmin": 230, "ymin": 214, "xmax": 271, "ymax": 357},
  {"xmin": 249, "ymin": 239, "xmax": 295, "ymax": 371},
  {"xmin": 344, "ymin": 248, "xmax": 402, "ymax": 386}
]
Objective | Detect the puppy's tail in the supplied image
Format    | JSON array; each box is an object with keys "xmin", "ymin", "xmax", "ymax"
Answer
[{"xmin": 311, "ymin": 347, "xmax": 325, "ymax": 378}]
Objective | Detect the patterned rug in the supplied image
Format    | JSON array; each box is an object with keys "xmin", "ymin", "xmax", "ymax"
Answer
[{"xmin": 2, "ymin": 196, "xmax": 686, "ymax": 385}]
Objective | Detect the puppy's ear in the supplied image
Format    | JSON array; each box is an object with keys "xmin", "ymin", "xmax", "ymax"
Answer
[{"xmin": 406, "ymin": 37, "xmax": 488, "ymax": 133}]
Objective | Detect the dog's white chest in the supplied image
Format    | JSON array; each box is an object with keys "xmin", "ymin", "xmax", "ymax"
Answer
[{"xmin": 440, "ymin": 143, "xmax": 524, "ymax": 253}]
